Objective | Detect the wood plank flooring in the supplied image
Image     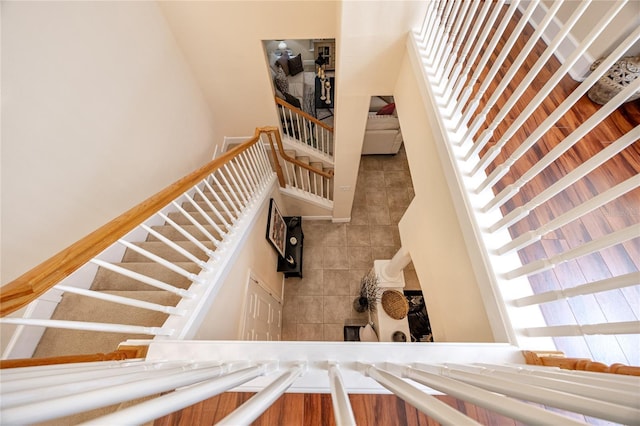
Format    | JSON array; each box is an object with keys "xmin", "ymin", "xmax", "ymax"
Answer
[
  {"xmin": 463, "ymin": 4, "xmax": 640, "ymax": 367},
  {"xmin": 154, "ymin": 393, "xmax": 529, "ymax": 426}
]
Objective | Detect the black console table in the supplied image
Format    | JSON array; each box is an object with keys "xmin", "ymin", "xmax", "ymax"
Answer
[{"xmin": 277, "ymin": 216, "xmax": 304, "ymax": 278}]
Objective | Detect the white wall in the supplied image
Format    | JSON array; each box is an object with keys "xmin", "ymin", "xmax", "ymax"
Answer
[
  {"xmin": 158, "ymin": 1, "xmax": 337, "ymax": 149},
  {"xmin": 394, "ymin": 53, "xmax": 495, "ymax": 343},
  {"xmin": 1, "ymin": 1, "xmax": 216, "ymax": 284},
  {"xmin": 194, "ymin": 188, "xmax": 286, "ymax": 340},
  {"xmin": 332, "ymin": 0, "xmax": 428, "ymax": 220}
]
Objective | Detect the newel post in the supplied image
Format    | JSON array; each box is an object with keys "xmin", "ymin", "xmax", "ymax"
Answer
[{"xmin": 374, "ymin": 246, "xmax": 411, "ymax": 288}]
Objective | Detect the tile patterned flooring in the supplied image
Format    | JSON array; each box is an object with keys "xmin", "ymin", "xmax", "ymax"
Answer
[{"xmin": 282, "ymin": 146, "xmax": 420, "ymax": 341}]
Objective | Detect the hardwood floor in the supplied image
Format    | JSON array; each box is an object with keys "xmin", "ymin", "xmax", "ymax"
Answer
[
  {"xmin": 465, "ymin": 5, "xmax": 640, "ymax": 366},
  {"xmin": 154, "ymin": 393, "xmax": 529, "ymax": 426}
]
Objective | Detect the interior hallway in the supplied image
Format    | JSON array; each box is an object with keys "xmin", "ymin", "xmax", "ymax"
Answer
[{"xmin": 281, "ymin": 145, "xmax": 421, "ymax": 341}]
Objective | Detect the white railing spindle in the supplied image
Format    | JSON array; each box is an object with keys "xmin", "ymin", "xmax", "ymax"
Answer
[{"xmin": 328, "ymin": 363, "xmax": 357, "ymax": 426}]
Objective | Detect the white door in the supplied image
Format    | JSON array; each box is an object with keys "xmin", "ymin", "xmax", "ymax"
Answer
[{"xmin": 242, "ymin": 276, "xmax": 282, "ymax": 341}]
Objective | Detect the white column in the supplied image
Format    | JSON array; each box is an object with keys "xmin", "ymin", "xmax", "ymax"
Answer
[{"xmin": 374, "ymin": 246, "xmax": 411, "ymax": 287}]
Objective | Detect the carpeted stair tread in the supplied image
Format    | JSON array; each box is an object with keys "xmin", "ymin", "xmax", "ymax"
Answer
[
  {"xmin": 121, "ymin": 240, "xmax": 214, "ymax": 263},
  {"xmin": 91, "ymin": 262, "xmax": 200, "ymax": 291},
  {"xmin": 166, "ymin": 211, "xmax": 229, "ymax": 228},
  {"xmin": 33, "ymin": 291, "xmax": 177, "ymax": 358},
  {"xmin": 147, "ymin": 224, "xmax": 223, "ymax": 243}
]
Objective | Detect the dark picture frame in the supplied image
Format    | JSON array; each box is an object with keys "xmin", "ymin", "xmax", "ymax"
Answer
[{"xmin": 266, "ymin": 198, "xmax": 287, "ymax": 257}]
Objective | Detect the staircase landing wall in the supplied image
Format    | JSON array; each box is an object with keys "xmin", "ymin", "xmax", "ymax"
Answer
[{"xmin": 393, "ymin": 49, "xmax": 507, "ymax": 343}]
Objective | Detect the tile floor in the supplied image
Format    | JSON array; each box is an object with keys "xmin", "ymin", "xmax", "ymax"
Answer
[{"xmin": 281, "ymin": 145, "xmax": 421, "ymax": 341}]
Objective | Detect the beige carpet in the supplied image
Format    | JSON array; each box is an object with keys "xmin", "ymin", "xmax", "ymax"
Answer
[{"xmin": 33, "ymin": 197, "xmax": 224, "ymax": 359}]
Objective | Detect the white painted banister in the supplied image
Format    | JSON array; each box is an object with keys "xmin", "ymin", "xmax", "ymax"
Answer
[
  {"xmin": 118, "ymin": 240, "xmax": 204, "ymax": 284},
  {"xmin": 0, "ymin": 362, "xmax": 229, "ymax": 424},
  {"xmin": 524, "ymin": 321, "xmax": 640, "ymax": 337},
  {"xmin": 411, "ymin": 1, "xmax": 639, "ymax": 354},
  {"xmin": 361, "ymin": 363, "xmax": 482, "ymax": 426},
  {"xmin": 460, "ymin": 0, "xmax": 540, "ymax": 129},
  {"xmin": 451, "ymin": 0, "xmax": 517, "ymax": 123},
  {"xmin": 171, "ymin": 200, "xmax": 222, "ymax": 245},
  {"xmin": 81, "ymin": 365, "xmax": 269, "ymax": 426},
  {"xmin": 0, "ymin": 318, "xmax": 172, "ymax": 337},
  {"xmin": 54, "ymin": 285, "xmax": 186, "ymax": 316},
  {"xmin": 440, "ymin": 0, "xmax": 493, "ymax": 102},
  {"xmin": 496, "ymin": 176, "xmax": 640, "ymax": 255},
  {"xmin": 400, "ymin": 363, "xmax": 586, "ymax": 425},
  {"xmin": 140, "ymin": 224, "xmax": 210, "ymax": 269},
  {"xmin": 90, "ymin": 258, "xmax": 193, "ymax": 297},
  {"xmin": 467, "ymin": 0, "xmax": 592, "ymax": 161},
  {"xmin": 504, "ymin": 225, "xmax": 640, "ymax": 279},
  {"xmin": 460, "ymin": 0, "xmax": 564, "ymax": 150},
  {"xmin": 434, "ymin": 364, "xmax": 639, "ymax": 425},
  {"xmin": 489, "ymin": 124, "xmax": 640, "ymax": 231},
  {"xmin": 328, "ymin": 363, "xmax": 356, "ymax": 426},
  {"xmin": 157, "ymin": 212, "xmax": 217, "ymax": 257},
  {"xmin": 217, "ymin": 364, "xmax": 306, "ymax": 426},
  {"xmin": 513, "ymin": 272, "xmax": 640, "ymax": 307},
  {"xmin": 471, "ymin": 0, "xmax": 629, "ymax": 180}
]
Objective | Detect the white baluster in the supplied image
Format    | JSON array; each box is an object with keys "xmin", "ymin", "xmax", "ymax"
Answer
[
  {"xmin": 424, "ymin": 0, "xmax": 447, "ymax": 57},
  {"xmin": 54, "ymin": 284, "xmax": 186, "ymax": 316},
  {"xmin": 400, "ymin": 364, "xmax": 585, "ymax": 425},
  {"xmin": 446, "ymin": 0, "xmax": 506, "ymax": 116},
  {"xmin": 439, "ymin": 0, "xmax": 493, "ymax": 104},
  {"xmin": 0, "ymin": 318, "xmax": 172, "ymax": 338},
  {"xmin": 2, "ymin": 363, "xmax": 193, "ymax": 408},
  {"xmin": 504, "ymin": 225, "xmax": 640, "ymax": 280},
  {"xmin": 217, "ymin": 364, "xmax": 306, "ymax": 426},
  {"xmin": 157, "ymin": 212, "xmax": 217, "ymax": 256},
  {"xmin": 471, "ymin": 0, "xmax": 628, "ymax": 179},
  {"xmin": 431, "ymin": 364, "xmax": 639, "ymax": 425},
  {"xmin": 451, "ymin": 0, "xmax": 517, "ymax": 126},
  {"xmin": 237, "ymin": 152, "xmax": 259, "ymax": 192},
  {"xmin": 218, "ymin": 165, "xmax": 247, "ymax": 207},
  {"xmin": 360, "ymin": 363, "xmax": 481, "ymax": 425},
  {"xmin": 194, "ymin": 185, "xmax": 232, "ymax": 229},
  {"xmin": 82, "ymin": 365, "xmax": 269, "ymax": 426},
  {"xmin": 141, "ymin": 223, "xmax": 210, "ymax": 269},
  {"xmin": 466, "ymin": 0, "xmax": 591, "ymax": 162},
  {"xmin": 426, "ymin": 0, "xmax": 455, "ymax": 68},
  {"xmin": 459, "ymin": 0, "xmax": 540, "ymax": 135},
  {"xmin": 524, "ymin": 321, "xmax": 640, "ymax": 338},
  {"xmin": 460, "ymin": 0, "xmax": 564, "ymax": 153},
  {"xmin": 118, "ymin": 239, "xmax": 205, "ymax": 284},
  {"xmin": 488, "ymin": 124, "xmax": 640, "ymax": 231},
  {"xmin": 434, "ymin": 0, "xmax": 480, "ymax": 93},
  {"xmin": 431, "ymin": 0, "xmax": 472, "ymax": 82},
  {"xmin": 496, "ymin": 176, "xmax": 640, "ymax": 255},
  {"xmin": 428, "ymin": 0, "xmax": 462, "ymax": 73},
  {"xmin": 513, "ymin": 272, "xmax": 640, "ymax": 307},
  {"xmin": 210, "ymin": 173, "xmax": 241, "ymax": 215},
  {"xmin": 0, "ymin": 363, "xmax": 229, "ymax": 425},
  {"xmin": 90, "ymin": 258, "xmax": 193, "ymax": 297},
  {"xmin": 183, "ymin": 194, "xmax": 226, "ymax": 238},
  {"xmin": 227, "ymin": 160, "xmax": 252, "ymax": 204},
  {"xmin": 328, "ymin": 363, "xmax": 356, "ymax": 426}
]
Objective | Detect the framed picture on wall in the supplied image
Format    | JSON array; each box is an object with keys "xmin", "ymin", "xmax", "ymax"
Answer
[{"xmin": 266, "ymin": 198, "xmax": 287, "ymax": 258}]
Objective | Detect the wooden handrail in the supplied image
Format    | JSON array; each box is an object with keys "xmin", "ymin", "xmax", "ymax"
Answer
[
  {"xmin": 265, "ymin": 128, "xmax": 334, "ymax": 180},
  {"xmin": 0, "ymin": 345, "xmax": 148, "ymax": 369},
  {"xmin": 274, "ymin": 96, "xmax": 334, "ymax": 132},
  {"xmin": 0, "ymin": 128, "xmax": 272, "ymax": 317},
  {"xmin": 523, "ymin": 350, "xmax": 640, "ymax": 377}
]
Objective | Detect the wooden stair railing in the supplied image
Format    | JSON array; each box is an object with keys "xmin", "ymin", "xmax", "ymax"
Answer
[
  {"xmin": 0, "ymin": 127, "xmax": 278, "ymax": 317},
  {"xmin": 523, "ymin": 350, "xmax": 640, "ymax": 377},
  {"xmin": 263, "ymin": 126, "xmax": 334, "ymax": 188},
  {"xmin": 0, "ymin": 345, "xmax": 149, "ymax": 369},
  {"xmin": 274, "ymin": 97, "xmax": 333, "ymax": 133}
]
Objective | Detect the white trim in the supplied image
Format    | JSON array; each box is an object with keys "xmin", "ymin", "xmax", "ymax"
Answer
[
  {"xmin": 301, "ymin": 215, "xmax": 333, "ymax": 221},
  {"xmin": 331, "ymin": 217, "xmax": 351, "ymax": 223},
  {"xmin": 279, "ymin": 186, "xmax": 333, "ymax": 210},
  {"xmin": 518, "ymin": 0, "xmax": 594, "ymax": 82}
]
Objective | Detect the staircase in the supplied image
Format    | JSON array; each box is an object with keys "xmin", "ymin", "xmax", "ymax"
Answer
[{"xmin": 32, "ymin": 195, "xmax": 226, "ymax": 358}]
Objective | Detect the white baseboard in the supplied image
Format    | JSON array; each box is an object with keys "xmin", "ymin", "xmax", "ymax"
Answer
[
  {"xmin": 518, "ymin": 1, "xmax": 595, "ymax": 82},
  {"xmin": 331, "ymin": 217, "xmax": 351, "ymax": 223}
]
